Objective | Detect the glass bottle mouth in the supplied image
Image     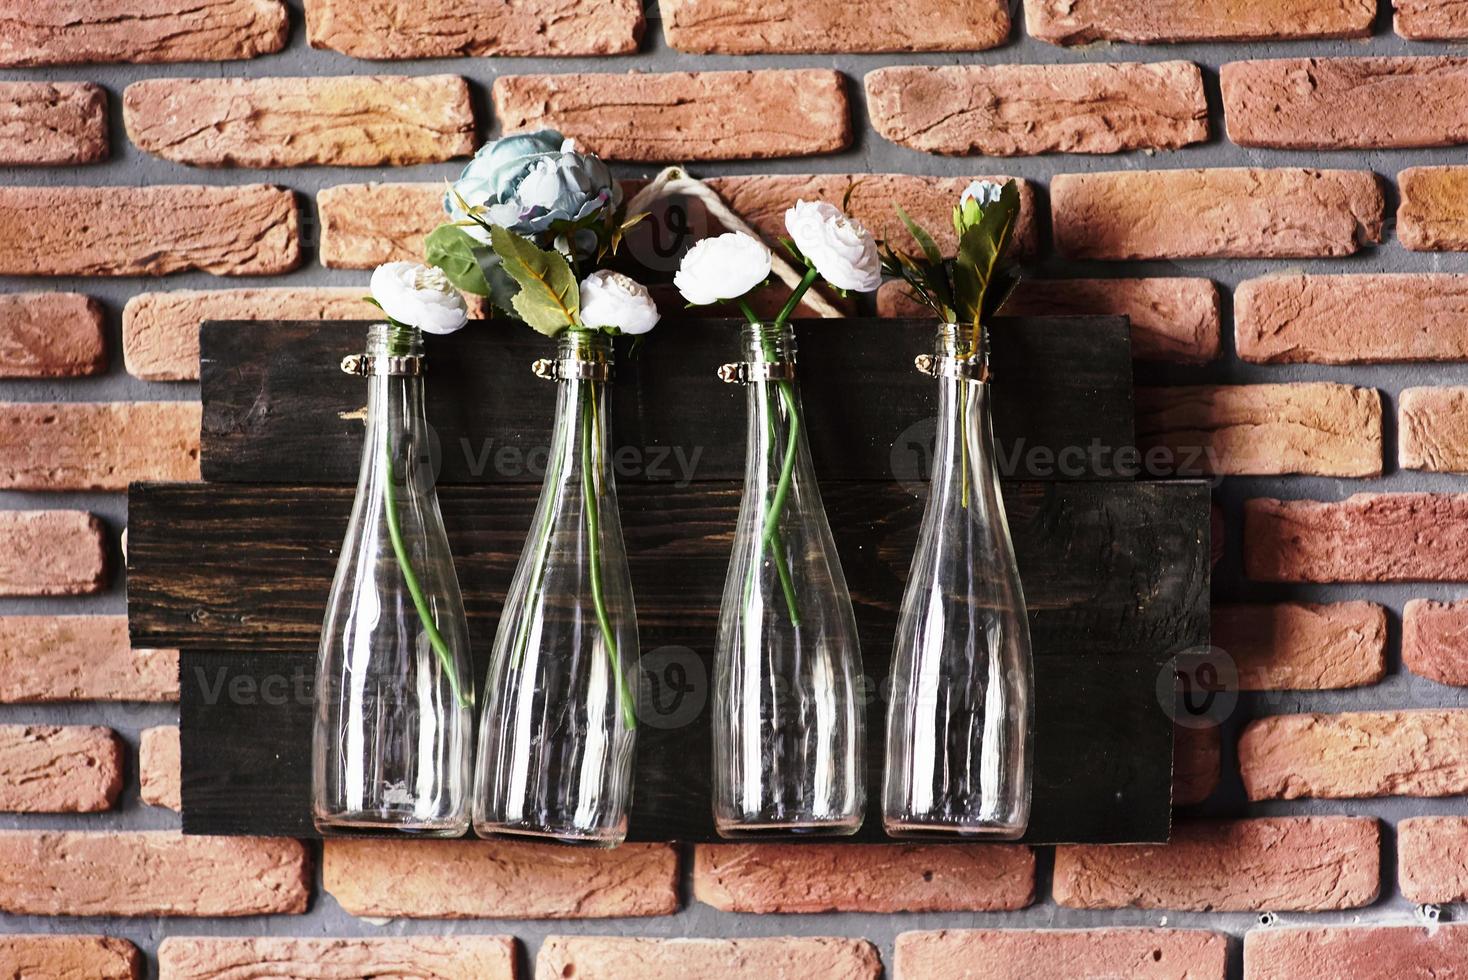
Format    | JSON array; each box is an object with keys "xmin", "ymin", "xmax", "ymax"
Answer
[
  {"xmin": 935, "ymin": 322, "xmax": 989, "ymax": 366},
  {"xmin": 558, "ymin": 327, "xmax": 614, "ymax": 362},
  {"xmin": 740, "ymin": 321, "xmax": 797, "ymax": 363},
  {"xmin": 366, "ymin": 322, "xmax": 424, "ymax": 358}
]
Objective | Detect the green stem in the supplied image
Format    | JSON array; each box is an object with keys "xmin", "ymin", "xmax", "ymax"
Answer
[
  {"xmin": 737, "ymin": 301, "xmax": 801, "ymax": 627},
  {"xmin": 958, "ymin": 380, "xmax": 971, "ymax": 510},
  {"xmin": 383, "ymin": 445, "xmax": 469, "ymax": 709},
  {"xmin": 581, "ymin": 386, "xmax": 637, "ymax": 731}
]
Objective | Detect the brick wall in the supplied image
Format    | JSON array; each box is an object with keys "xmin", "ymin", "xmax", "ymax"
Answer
[{"xmin": 3, "ymin": 1, "xmax": 1468, "ymax": 977}]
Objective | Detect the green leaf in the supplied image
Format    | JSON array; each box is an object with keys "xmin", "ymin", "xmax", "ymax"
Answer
[
  {"xmin": 895, "ymin": 205, "xmax": 943, "ymax": 267},
  {"xmin": 953, "ymin": 181, "xmax": 1021, "ymax": 327},
  {"xmin": 424, "ymin": 224, "xmax": 491, "ymax": 298},
  {"xmin": 489, "ymin": 225, "xmax": 580, "ymax": 337}
]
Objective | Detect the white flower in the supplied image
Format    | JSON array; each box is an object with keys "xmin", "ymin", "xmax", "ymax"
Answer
[
  {"xmin": 674, "ymin": 233, "xmax": 772, "ymax": 306},
  {"xmin": 784, "ymin": 199, "xmax": 881, "ymax": 293},
  {"xmin": 579, "ymin": 270, "xmax": 660, "ymax": 335},
  {"xmin": 961, "ymin": 180, "xmax": 1004, "ymax": 209},
  {"xmin": 370, "ymin": 262, "xmax": 469, "ymax": 335}
]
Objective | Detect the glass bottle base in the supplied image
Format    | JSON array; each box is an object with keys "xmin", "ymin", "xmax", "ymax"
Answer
[
  {"xmin": 473, "ymin": 818, "xmax": 626, "ymax": 849},
  {"xmin": 314, "ymin": 809, "xmax": 468, "ymax": 838},
  {"xmin": 715, "ymin": 815, "xmax": 863, "ymax": 839},
  {"xmin": 883, "ymin": 817, "xmax": 1027, "ymax": 841}
]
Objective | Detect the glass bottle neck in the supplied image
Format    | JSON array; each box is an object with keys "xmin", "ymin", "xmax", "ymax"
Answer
[
  {"xmin": 547, "ymin": 329, "xmax": 614, "ymax": 489},
  {"xmin": 930, "ymin": 323, "xmax": 997, "ymax": 496},
  {"xmin": 360, "ymin": 324, "xmax": 430, "ymax": 484}
]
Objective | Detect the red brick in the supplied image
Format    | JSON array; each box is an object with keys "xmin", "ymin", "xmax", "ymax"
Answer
[
  {"xmin": 0, "ymin": 402, "xmax": 199, "ymax": 490},
  {"xmin": 1399, "ymin": 166, "xmax": 1468, "ymax": 251},
  {"xmin": 159, "ymin": 936, "xmax": 518, "ymax": 980},
  {"xmin": 0, "ymin": 185, "xmax": 299, "ymax": 276},
  {"xmin": 1400, "ymin": 817, "xmax": 1468, "ymax": 903},
  {"xmin": 1402, "ymin": 387, "xmax": 1468, "ymax": 471},
  {"xmin": 705, "ymin": 173, "xmax": 1040, "ymax": 259},
  {"xmin": 1026, "ymin": 0, "xmax": 1374, "ymax": 43},
  {"xmin": 1212, "ymin": 602, "xmax": 1387, "ymax": 690},
  {"xmin": 694, "ymin": 843, "xmax": 1034, "ymax": 913},
  {"xmin": 1236, "ymin": 273, "xmax": 1468, "ymax": 363},
  {"xmin": 0, "ymin": 616, "xmax": 177, "ymax": 703},
  {"xmin": 0, "ymin": 511, "xmax": 107, "ymax": 597},
  {"xmin": 0, "ymin": 725, "xmax": 122, "ymax": 812},
  {"xmin": 896, "ymin": 928, "xmax": 1229, "ymax": 980},
  {"xmin": 0, "ymin": 292, "xmax": 106, "ymax": 377},
  {"xmin": 1174, "ymin": 724, "xmax": 1221, "ymax": 806},
  {"xmin": 319, "ymin": 180, "xmax": 677, "ymax": 271},
  {"xmin": 880, "ymin": 278, "xmax": 1219, "ymax": 363},
  {"xmin": 125, "ymin": 76, "xmax": 475, "ymax": 168},
  {"xmin": 317, "ymin": 182, "xmax": 444, "ymax": 269},
  {"xmin": 307, "ymin": 0, "xmax": 641, "ymax": 56},
  {"xmin": 1053, "ymin": 817, "xmax": 1380, "ymax": 911},
  {"xmin": 1240, "ymin": 710, "xmax": 1468, "ymax": 800},
  {"xmin": 1224, "ymin": 58, "xmax": 1468, "ymax": 149},
  {"xmin": 0, "ymin": 831, "xmax": 309, "ymax": 916},
  {"xmin": 0, "ymin": 82, "xmax": 106, "ymax": 165},
  {"xmin": 866, "ymin": 62, "xmax": 1207, "ymax": 156},
  {"xmin": 1246, "ymin": 924, "xmax": 1468, "ymax": 979},
  {"xmin": 123, "ymin": 288, "xmax": 446, "ymax": 381},
  {"xmin": 0, "ymin": 935, "xmax": 140, "ymax": 979},
  {"xmin": 139, "ymin": 725, "xmax": 180, "ymax": 811},
  {"xmin": 1135, "ymin": 383, "xmax": 1381, "ymax": 477},
  {"xmin": 1397, "ymin": 0, "xmax": 1468, "ymax": 37},
  {"xmin": 664, "ymin": 0, "xmax": 1008, "ymax": 52},
  {"xmin": 493, "ymin": 70, "xmax": 850, "ymax": 162},
  {"xmin": 1005, "ymin": 278, "xmax": 1220, "ymax": 363},
  {"xmin": 1404, "ymin": 599, "xmax": 1468, "ymax": 685},
  {"xmin": 1246, "ymin": 493, "xmax": 1468, "ymax": 582},
  {"xmin": 0, "ymin": 0, "xmax": 287, "ymax": 66},
  {"xmin": 537, "ymin": 936, "xmax": 881, "ymax": 980},
  {"xmin": 1052, "ymin": 169, "xmax": 1384, "ymax": 259},
  {"xmin": 324, "ymin": 838, "xmax": 678, "ymax": 918}
]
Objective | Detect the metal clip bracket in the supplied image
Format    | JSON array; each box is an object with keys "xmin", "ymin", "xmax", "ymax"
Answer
[
  {"xmin": 717, "ymin": 361, "xmax": 797, "ymax": 384},
  {"xmin": 340, "ymin": 354, "xmax": 423, "ymax": 377},
  {"xmin": 531, "ymin": 357, "xmax": 612, "ymax": 382},
  {"xmin": 914, "ymin": 353, "xmax": 990, "ymax": 383}
]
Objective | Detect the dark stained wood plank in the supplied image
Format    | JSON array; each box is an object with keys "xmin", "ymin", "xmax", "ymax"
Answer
[
  {"xmin": 129, "ymin": 481, "xmax": 1210, "ymax": 660},
  {"xmin": 178, "ymin": 648, "xmax": 1169, "ymax": 845},
  {"xmin": 199, "ymin": 317, "xmax": 1136, "ymax": 485},
  {"xmin": 134, "ymin": 479, "xmax": 1209, "ymax": 845}
]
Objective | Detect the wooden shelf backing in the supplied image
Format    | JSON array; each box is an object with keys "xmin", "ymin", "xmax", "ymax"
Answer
[
  {"xmin": 130, "ymin": 479, "xmax": 1211, "ymax": 844},
  {"xmin": 199, "ymin": 317, "xmax": 1136, "ymax": 485}
]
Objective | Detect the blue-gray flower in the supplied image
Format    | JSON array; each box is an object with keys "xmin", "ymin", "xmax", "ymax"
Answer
[{"xmin": 446, "ymin": 130, "xmax": 618, "ymax": 244}]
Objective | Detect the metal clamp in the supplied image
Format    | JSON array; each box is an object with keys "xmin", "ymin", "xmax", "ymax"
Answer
[
  {"xmin": 717, "ymin": 361, "xmax": 797, "ymax": 384},
  {"xmin": 914, "ymin": 353, "xmax": 990, "ymax": 383},
  {"xmin": 340, "ymin": 354, "xmax": 423, "ymax": 377},
  {"xmin": 531, "ymin": 357, "xmax": 612, "ymax": 382}
]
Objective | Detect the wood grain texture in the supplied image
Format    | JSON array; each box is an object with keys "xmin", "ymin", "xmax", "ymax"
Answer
[
  {"xmin": 132, "ymin": 479, "xmax": 1209, "ymax": 844},
  {"xmin": 198, "ymin": 317, "xmax": 1136, "ymax": 485}
]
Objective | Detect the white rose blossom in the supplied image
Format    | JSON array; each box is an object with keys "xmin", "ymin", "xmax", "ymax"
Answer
[
  {"xmin": 961, "ymin": 180, "xmax": 1004, "ymax": 209},
  {"xmin": 370, "ymin": 261, "xmax": 469, "ymax": 335},
  {"xmin": 784, "ymin": 199, "xmax": 881, "ymax": 293},
  {"xmin": 579, "ymin": 270, "xmax": 661, "ymax": 335},
  {"xmin": 674, "ymin": 232, "xmax": 772, "ymax": 306}
]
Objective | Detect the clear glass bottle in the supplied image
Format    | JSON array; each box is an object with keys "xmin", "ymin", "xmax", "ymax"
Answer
[
  {"xmin": 473, "ymin": 329, "xmax": 639, "ymax": 847},
  {"xmin": 312, "ymin": 323, "xmax": 474, "ymax": 836},
  {"xmin": 883, "ymin": 323, "xmax": 1034, "ymax": 839},
  {"xmin": 711, "ymin": 322, "xmax": 865, "ymax": 837}
]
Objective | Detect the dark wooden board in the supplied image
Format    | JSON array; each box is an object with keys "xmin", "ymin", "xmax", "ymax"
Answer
[
  {"xmin": 200, "ymin": 317, "xmax": 1135, "ymax": 485},
  {"xmin": 132, "ymin": 479, "xmax": 1210, "ymax": 844}
]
